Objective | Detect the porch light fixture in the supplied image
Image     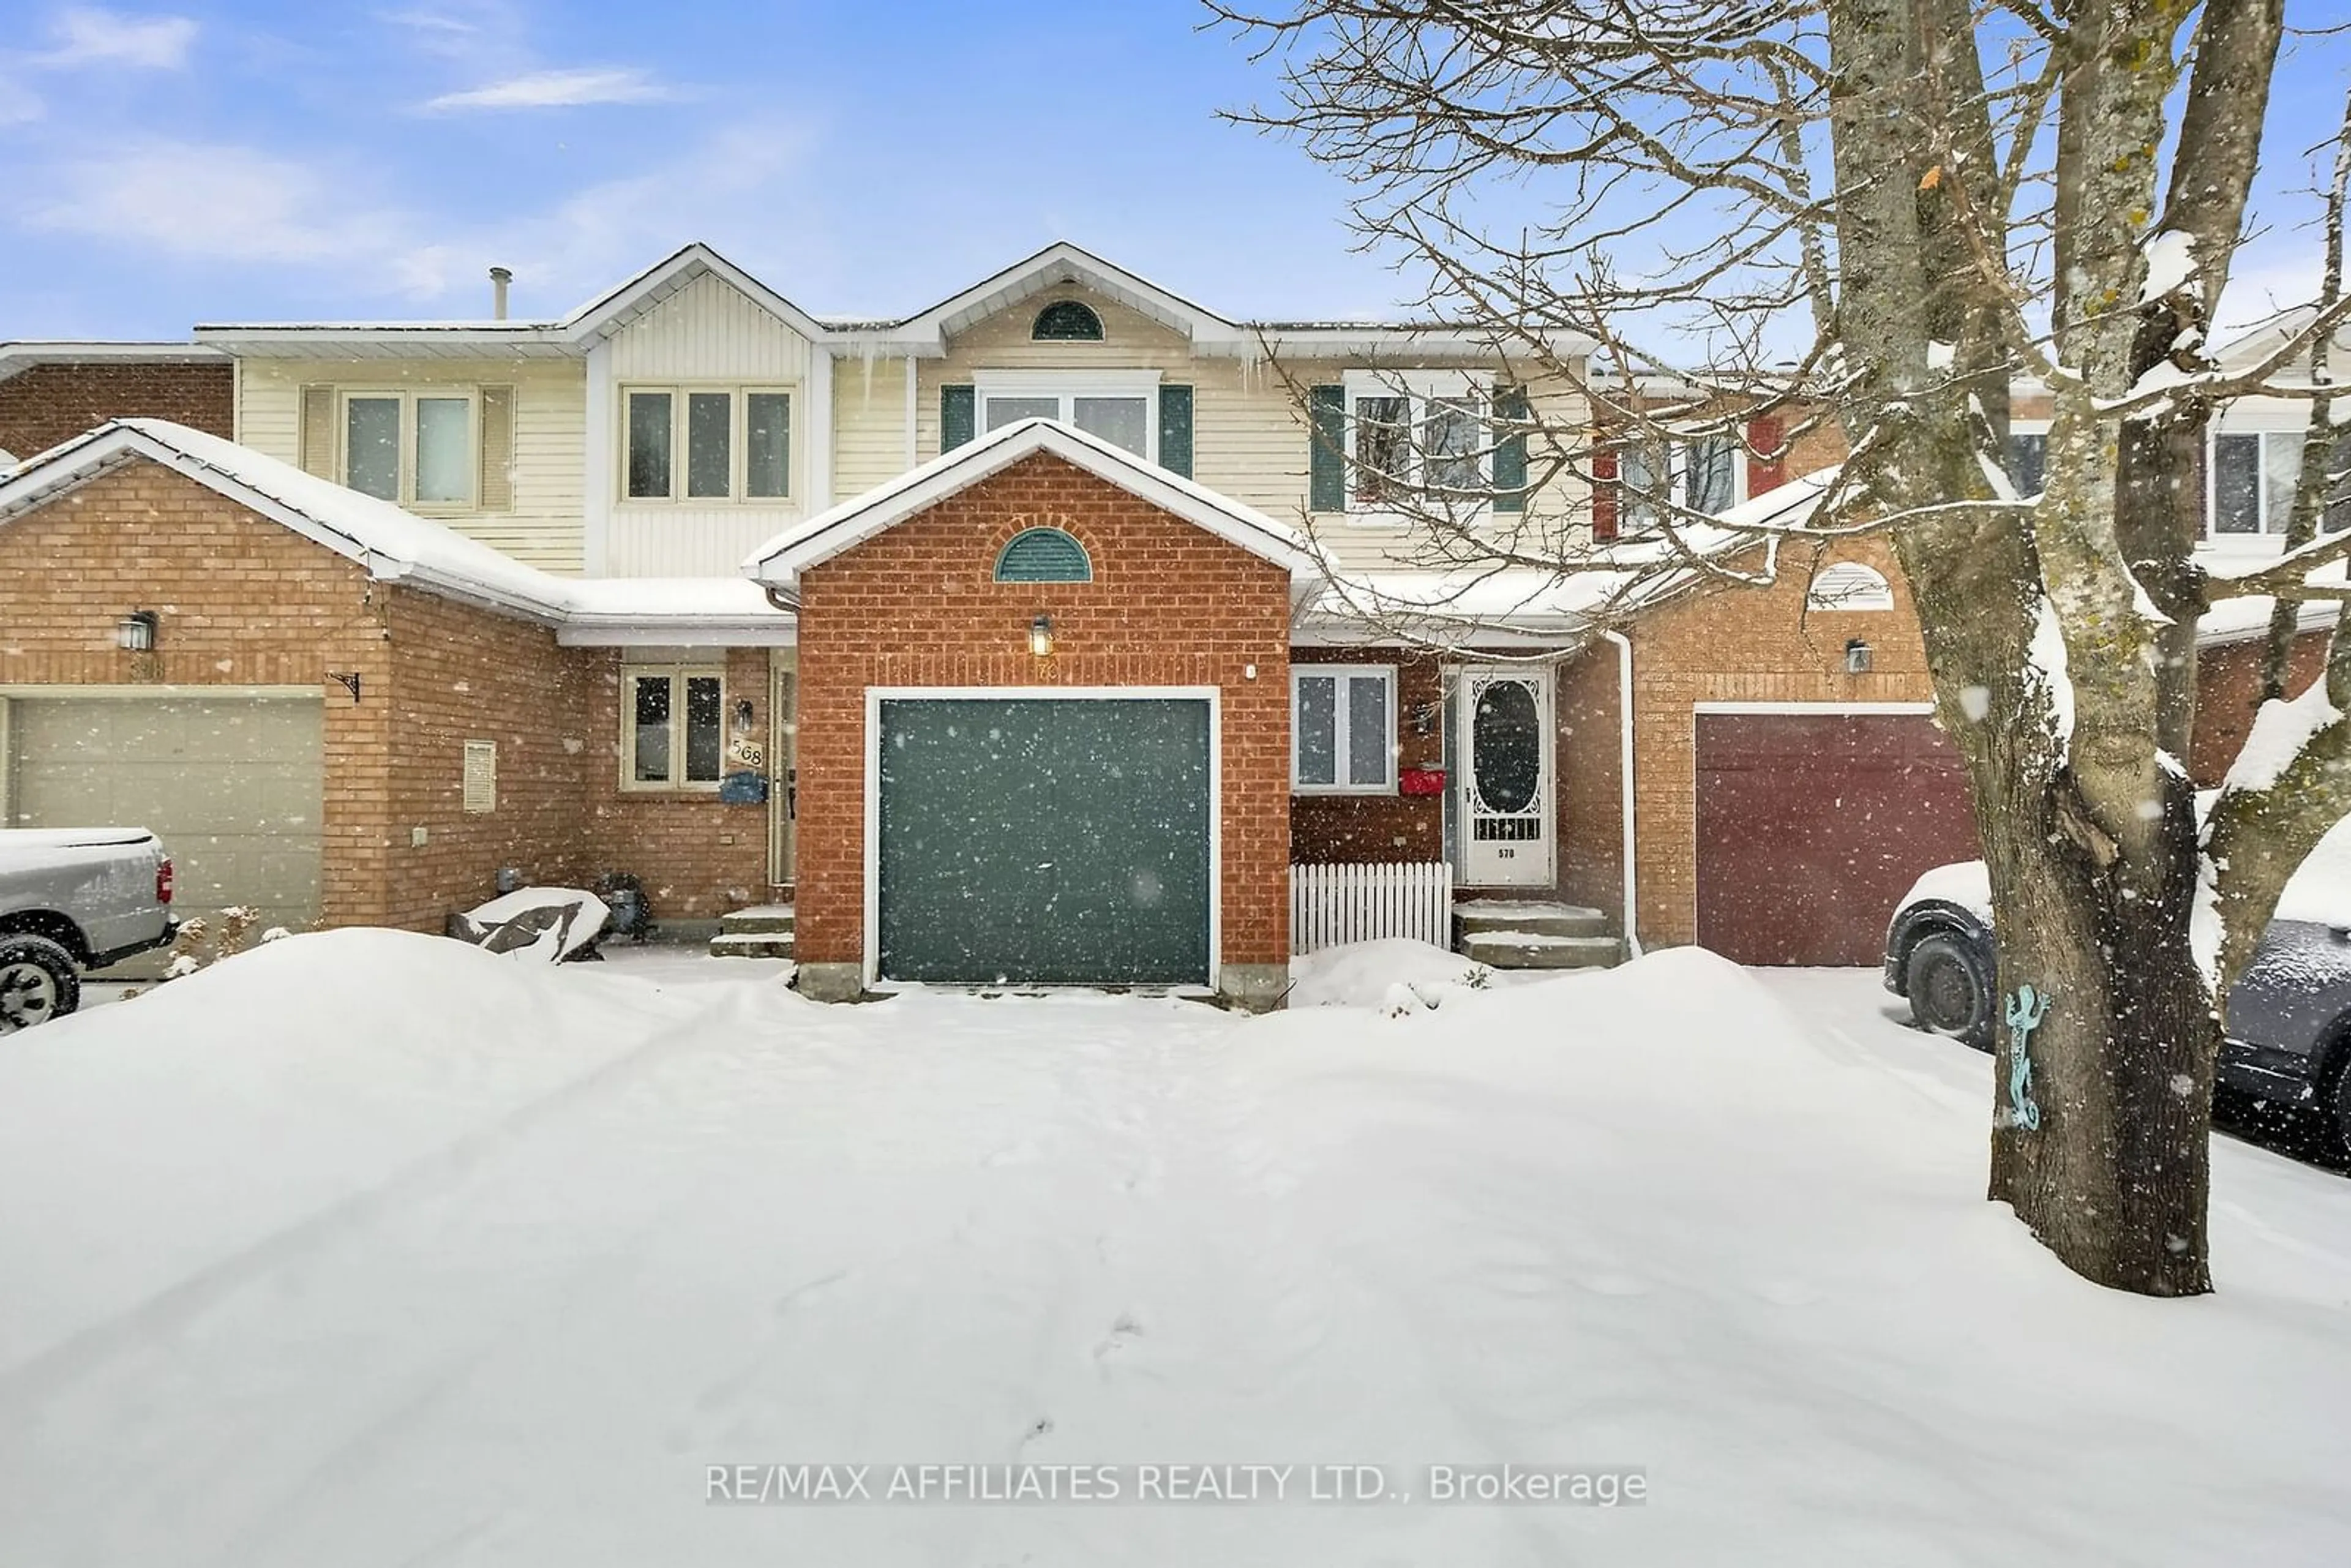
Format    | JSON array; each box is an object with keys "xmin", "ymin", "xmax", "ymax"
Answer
[
  {"xmin": 1844, "ymin": 637, "xmax": 1873, "ymax": 674},
  {"xmin": 116, "ymin": 610, "xmax": 158, "ymax": 652},
  {"xmin": 1029, "ymin": 613, "xmax": 1055, "ymax": 658},
  {"xmin": 732, "ymin": 698, "xmax": 757, "ymax": 735}
]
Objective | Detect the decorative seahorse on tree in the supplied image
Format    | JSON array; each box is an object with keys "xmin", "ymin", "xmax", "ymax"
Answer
[{"xmin": 2004, "ymin": 985, "xmax": 2050, "ymax": 1132}]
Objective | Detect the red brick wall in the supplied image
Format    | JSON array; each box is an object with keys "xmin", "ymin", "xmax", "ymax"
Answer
[
  {"xmin": 2189, "ymin": 629, "xmax": 2332, "ymax": 786},
  {"xmin": 793, "ymin": 451, "xmax": 1294, "ymax": 973},
  {"xmin": 1289, "ymin": 648, "xmax": 1445, "ymax": 863},
  {"xmin": 378, "ymin": 591, "xmax": 596, "ymax": 929},
  {"xmin": 0, "ymin": 361, "xmax": 233, "ymax": 459},
  {"xmin": 1554, "ymin": 643, "xmax": 1625, "ymax": 921}
]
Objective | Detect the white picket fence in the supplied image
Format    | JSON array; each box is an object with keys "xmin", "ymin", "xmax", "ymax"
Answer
[{"xmin": 1290, "ymin": 861, "xmax": 1455, "ymax": 955}]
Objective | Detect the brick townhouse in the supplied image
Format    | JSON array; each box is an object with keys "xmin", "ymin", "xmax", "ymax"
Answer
[{"xmin": 0, "ymin": 244, "xmax": 2334, "ymax": 1001}]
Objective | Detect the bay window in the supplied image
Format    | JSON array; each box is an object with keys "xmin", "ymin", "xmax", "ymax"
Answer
[
  {"xmin": 342, "ymin": 391, "xmax": 474, "ymax": 508},
  {"xmin": 1292, "ymin": 664, "xmax": 1397, "ymax": 793},
  {"xmin": 624, "ymin": 667, "xmax": 725, "ymax": 790},
  {"xmin": 623, "ymin": 387, "xmax": 792, "ymax": 503}
]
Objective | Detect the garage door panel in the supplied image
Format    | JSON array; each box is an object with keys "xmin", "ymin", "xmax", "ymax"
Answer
[
  {"xmin": 1696, "ymin": 713, "xmax": 1979, "ymax": 967},
  {"xmin": 877, "ymin": 697, "xmax": 1212, "ymax": 986},
  {"xmin": 7, "ymin": 696, "xmax": 326, "ymax": 942}
]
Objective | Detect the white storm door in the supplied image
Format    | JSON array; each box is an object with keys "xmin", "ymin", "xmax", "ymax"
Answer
[{"xmin": 1459, "ymin": 667, "xmax": 1554, "ymax": 887}]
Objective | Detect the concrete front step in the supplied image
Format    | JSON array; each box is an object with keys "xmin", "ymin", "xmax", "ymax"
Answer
[
  {"xmin": 1454, "ymin": 899, "xmax": 1610, "ymax": 941},
  {"xmin": 1462, "ymin": 930, "xmax": 1623, "ymax": 970},
  {"xmin": 717, "ymin": 904, "xmax": 796, "ymax": 936},
  {"xmin": 710, "ymin": 931, "xmax": 796, "ymax": 959}
]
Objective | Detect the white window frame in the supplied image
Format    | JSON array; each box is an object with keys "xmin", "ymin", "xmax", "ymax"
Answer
[
  {"xmin": 1618, "ymin": 429, "xmax": 1747, "ymax": 539},
  {"xmin": 620, "ymin": 664, "xmax": 727, "ymax": 793},
  {"xmin": 1291, "ymin": 663, "xmax": 1399, "ymax": 795},
  {"xmin": 339, "ymin": 388, "xmax": 478, "ymax": 511},
  {"xmin": 618, "ymin": 384, "xmax": 795, "ymax": 505},
  {"xmin": 1341, "ymin": 369, "xmax": 1493, "ymax": 521},
  {"xmin": 2203, "ymin": 405, "xmax": 2314, "ymax": 546},
  {"xmin": 972, "ymin": 369, "xmax": 1161, "ymax": 462},
  {"xmin": 2007, "ymin": 419, "xmax": 2050, "ymax": 498}
]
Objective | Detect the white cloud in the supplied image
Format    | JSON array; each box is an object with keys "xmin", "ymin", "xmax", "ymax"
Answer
[
  {"xmin": 0, "ymin": 77, "xmax": 45, "ymax": 127},
  {"xmin": 421, "ymin": 67, "xmax": 674, "ymax": 112},
  {"xmin": 35, "ymin": 7, "xmax": 198, "ymax": 70},
  {"xmin": 24, "ymin": 143, "xmax": 406, "ymax": 268}
]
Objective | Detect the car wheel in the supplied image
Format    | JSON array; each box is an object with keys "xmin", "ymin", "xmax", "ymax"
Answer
[
  {"xmin": 0, "ymin": 934, "xmax": 81, "ymax": 1035},
  {"xmin": 1905, "ymin": 932, "xmax": 1993, "ymax": 1051}
]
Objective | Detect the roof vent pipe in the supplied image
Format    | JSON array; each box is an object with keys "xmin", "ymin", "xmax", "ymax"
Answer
[{"xmin": 489, "ymin": 266, "xmax": 512, "ymax": 321}]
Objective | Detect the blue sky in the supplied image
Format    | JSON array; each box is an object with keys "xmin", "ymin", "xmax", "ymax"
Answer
[{"xmin": 0, "ymin": 1, "xmax": 2345, "ymax": 340}]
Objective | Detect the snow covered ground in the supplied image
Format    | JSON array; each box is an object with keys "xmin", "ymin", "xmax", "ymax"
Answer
[{"xmin": 4, "ymin": 932, "xmax": 2349, "ymax": 1566}]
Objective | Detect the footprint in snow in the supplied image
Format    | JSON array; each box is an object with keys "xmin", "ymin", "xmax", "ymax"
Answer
[
  {"xmin": 983, "ymin": 1140, "xmax": 1043, "ymax": 1168},
  {"xmin": 1092, "ymin": 1313, "xmax": 1145, "ymax": 1369}
]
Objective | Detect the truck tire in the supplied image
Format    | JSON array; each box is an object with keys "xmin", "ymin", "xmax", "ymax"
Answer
[
  {"xmin": 1905, "ymin": 931, "xmax": 1993, "ymax": 1051},
  {"xmin": 0, "ymin": 934, "xmax": 81, "ymax": 1034}
]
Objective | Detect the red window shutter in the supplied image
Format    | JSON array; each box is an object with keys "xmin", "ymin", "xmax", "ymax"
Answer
[
  {"xmin": 1747, "ymin": 414, "xmax": 1788, "ymax": 495},
  {"xmin": 1592, "ymin": 443, "xmax": 1619, "ymax": 541}
]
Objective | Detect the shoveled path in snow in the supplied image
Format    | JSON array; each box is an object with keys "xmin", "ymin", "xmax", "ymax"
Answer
[{"xmin": 4, "ymin": 933, "xmax": 2350, "ymax": 1566}]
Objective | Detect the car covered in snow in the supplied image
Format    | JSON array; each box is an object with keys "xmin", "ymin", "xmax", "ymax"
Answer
[
  {"xmin": 1884, "ymin": 842, "xmax": 2351, "ymax": 1150},
  {"xmin": 0, "ymin": 828, "xmax": 177, "ymax": 1032}
]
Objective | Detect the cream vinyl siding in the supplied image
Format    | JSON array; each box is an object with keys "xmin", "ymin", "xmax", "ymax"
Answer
[
  {"xmin": 236, "ymin": 356, "xmax": 587, "ymax": 573},
  {"xmin": 833, "ymin": 353, "xmax": 912, "ymax": 500},
  {"xmin": 601, "ymin": 273, "xmax": 816, "ymax": 578},
  {"xmin": 829, "ymin": 284, "xmax": 1590, "ymax": 574}
]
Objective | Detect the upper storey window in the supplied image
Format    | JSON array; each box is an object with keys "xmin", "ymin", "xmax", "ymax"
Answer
[
  {"xmin": 343, "ymin": 391, "xmax": 474, "ymax": 508},
  {"xmin": 624, "ymin": 387, "xmax": 792, "ymax": 503},
  {"xmin": 975, "ymin": 371, "xmax": 1160, "ymax": 462},
  {"xmin": 1032, "ymin": 301, "xmax": 1105, "ymax": 341}
]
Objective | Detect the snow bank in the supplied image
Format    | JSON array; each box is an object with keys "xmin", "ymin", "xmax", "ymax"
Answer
[
  {"xmin": 3, "ymin": 941, "xmax": 2349, "ymax": 1564},
  {"xmin": 1286, "ymin": 938, "xmax": 1491, "ymax": 1010},
  {"xmin": 0, "ymin": 929, "xmax": 747, "ymax": 1370}
]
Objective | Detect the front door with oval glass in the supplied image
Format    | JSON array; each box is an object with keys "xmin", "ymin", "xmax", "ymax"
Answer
[{"xmin": 1460, "ymin": 667, "xmax": 1554, "ymax": 887}]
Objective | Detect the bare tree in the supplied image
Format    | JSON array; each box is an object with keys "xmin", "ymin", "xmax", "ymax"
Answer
[{"xmin": 1213, "ymin": 0, "xmax": 2351, "ymax": 1295}]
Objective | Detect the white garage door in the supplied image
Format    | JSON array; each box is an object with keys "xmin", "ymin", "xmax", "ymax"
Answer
[{"xmin": 2, "ymin": 694, "xmax": 326, "ymax": 947}]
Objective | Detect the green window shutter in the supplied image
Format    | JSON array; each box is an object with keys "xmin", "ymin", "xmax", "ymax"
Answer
[
  {"xmin": 941, "ymin": 384, "xmax": 976, "ymax": 453},
  {"xmin": 1308, "ymin": 384, "xmax": 1346, "ymax": 512},
  {"xmin": 1158, "ymin": 384, "xmax": 1193, "ymax": 479},
  {"xmin": 1492, "ymin": 388, "xmax": 1530, "ymax": 513}
]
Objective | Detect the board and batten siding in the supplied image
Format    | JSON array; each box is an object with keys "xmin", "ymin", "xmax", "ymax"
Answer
[
  {"xmin": 236, "ymin": 356, "xmax": 588, "ymax": 573},
  {"xmin": 598, "ymin": 272, "xmax": 817, "ymax": 578},
  {"xmin": 827, "ymin": 283, "xmax": 1587, "ymax": 574}
]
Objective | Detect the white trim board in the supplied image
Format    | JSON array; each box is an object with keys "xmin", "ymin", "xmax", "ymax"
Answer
[
  {"xmin": 1691, "ymin": 701, "xmax": 1937, "ymax": 716},
  {"xmin": 860, "ymin": 685, "xmax": 1223, "ymax": 992}
]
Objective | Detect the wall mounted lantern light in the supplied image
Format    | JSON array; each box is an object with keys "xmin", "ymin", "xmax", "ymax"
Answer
[
  {"xmin": 733, "ymin": 698, "xmax": 757, "ymax": 735},
  {"xmin": 1029, "ymin": 613, "xmax": 1055, "ymax": 658},
  {"xmin": 116, "ymin": 610, "xmax": 159, "ymax": 651},
  {"xmin": 1844, "ymin": 637, "xmax": 1873, "ymax": 675}
]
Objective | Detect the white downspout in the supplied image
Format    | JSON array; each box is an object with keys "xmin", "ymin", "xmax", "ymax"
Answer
[
  {"xmin": 1599, "ymin": 630, "xmax": 1643, "ymax": 958},
  {"xmin": 903, "ymin": 354, "xmax": 918, "ymax": 471}
]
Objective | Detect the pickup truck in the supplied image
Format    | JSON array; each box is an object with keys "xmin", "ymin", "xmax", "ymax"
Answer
[{"xmin": 0, "ymin": 828, "xmax": 177, "ymax": 1032}]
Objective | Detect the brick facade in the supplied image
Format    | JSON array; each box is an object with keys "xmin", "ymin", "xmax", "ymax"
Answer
[
  {"xmin": 0, "ymin": 361, "xmax": 233, "ymax": 459},
  {"xmin": 2189, "ymin": 629, "xmax": 2331, "ymax": 787},
  {"xmin": 0, "ymin": 458, "xmax": 773, "ymax": 932},
  {"xmin": 792, "ymin": 452, "xmax": 1293, "ymax": 989},
  {"xmin": 1289, "ymin": 648, "xmax": 1445, "ymax": 865}
]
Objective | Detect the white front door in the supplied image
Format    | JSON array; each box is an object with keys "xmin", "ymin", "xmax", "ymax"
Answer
[{"xmin": 1459, "ymin": 666, "xmax": 1555, "ymax": 887}]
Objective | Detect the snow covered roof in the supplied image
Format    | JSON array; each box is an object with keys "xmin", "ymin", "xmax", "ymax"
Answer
[
  {"xmin": 0, "ymin": 421, "xmax": 790, "ymax": 640},
  {"xmin": 0, "ymin": 341, "xmax": 227, "ymax": 383},
  {"xmin": 839, "ymin": 241, "xmax": 1251, "ymax": 356},
  {"xmin": 743, "ymin": 417, "xmax": 1324, "ymax": 596},
  {"xmin": 194, "ymin": 243, "xmax": 829, "ymax": 360}
]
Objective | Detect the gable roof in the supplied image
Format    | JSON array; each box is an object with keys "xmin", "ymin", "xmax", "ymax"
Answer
[
  {"xmin": 743, "ymin": 417, "xmax": 1323, "ymax": 596},
  {"xmin": 0, "ymin": 421, "xmax": 787, "ymax": 637},
  {"xmin": 838, "ymin": 242, "xmax": 1251, "ymax": 356},
  {"xmin": 193, "ymin": 242, "xmax": 829, "ymax": 359}
]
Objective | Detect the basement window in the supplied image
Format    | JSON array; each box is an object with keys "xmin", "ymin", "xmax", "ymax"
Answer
[
  {"xmin": 624, "ymin": 667, "xmax": 725, "ymax": 791},
  {"xmin": 1292, "ymin": 665, "xmax": 1397, "ymax": 793}
]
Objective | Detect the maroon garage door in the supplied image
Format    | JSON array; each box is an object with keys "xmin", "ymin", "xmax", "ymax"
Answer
[{"xmin": 1695, "ymin": 710, "xmax": 1981, "ymax": 966}]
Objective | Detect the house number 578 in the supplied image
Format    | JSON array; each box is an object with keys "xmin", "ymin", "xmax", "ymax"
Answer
[{"xmin": 1498, "ymin": 847, "xmax": 1515, "ymax": 858}]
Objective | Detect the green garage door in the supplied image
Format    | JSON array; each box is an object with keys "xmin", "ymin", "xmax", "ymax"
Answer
[{"xmin": 877, "ymin": 697, "xmax": 1212, "ymax": 986}]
